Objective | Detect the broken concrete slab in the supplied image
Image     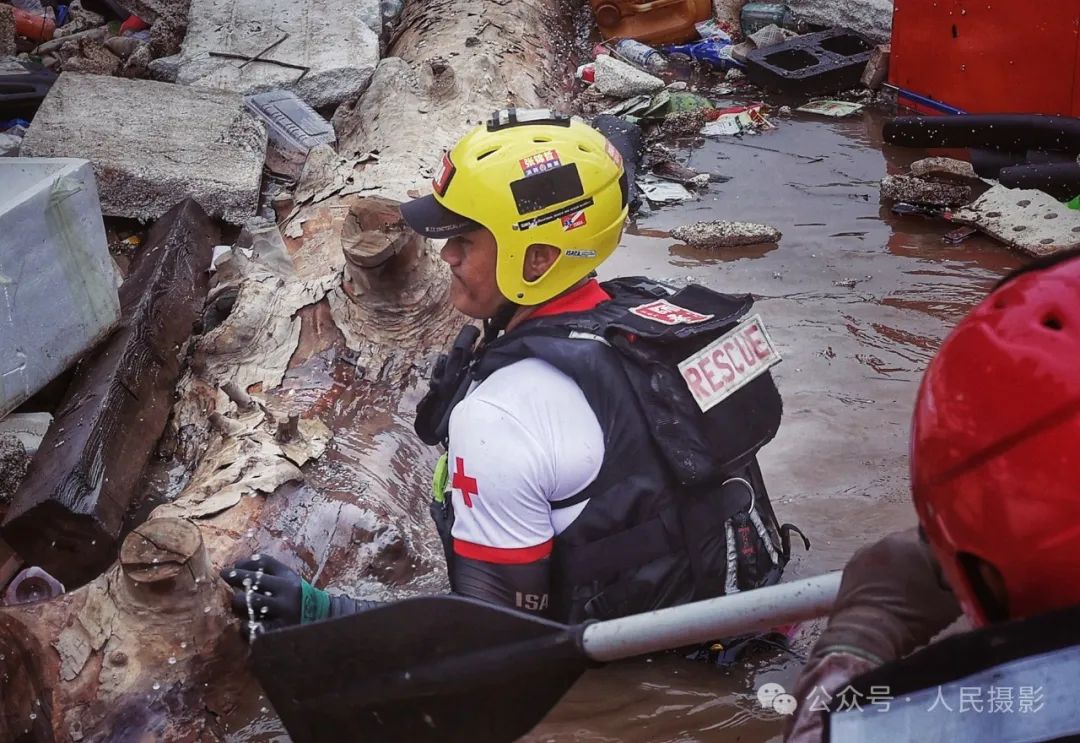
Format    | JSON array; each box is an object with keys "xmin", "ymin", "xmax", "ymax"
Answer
[
  {"xmin": 593, "ymin": 54, "xmax": 665, "ymax": 98},
  {"xmin": 2, "ymin": 200, "xmax": 218, "ymax": 587},
  {"xmin": 909, "ymin": 156, "xmax": 980, "ymax": 184},
  {"xmin": 880, "ymin": 174, "xmax": 972, "ymax": 208},
  {"xmin": 20, "ymin": 73, "xmax": 266, "ymax": 223},
  {"xmin": 0, "ymin": 158, "xmax": 120, "ymax": 419},
  {"xmin": 0, "ymin": 6, "xmax": 16, "ymax": 57},
  {"xmin": 672, "ymin": 220, "xmax": 782, "ymax": 248},
  {"xmin": 952, "ymin": 185, "xmax": 1080, "ymax": 257},
  {"xmin": 860, "ymin": 43, "xmax": 890, "ymax": 90},
  {"xmin": 117, "ymin": 0, "xmax": 190, "ymax": 24},
  {"xmin": 0, "ymin": 413, "xmax": 52, "ymax": 456},
  {"xmin": 787, "ymin": 0, "xmax": 893, "ymax": 43},
  {"xmin": 0, "ymin": 436, "xmax": 28, "ymax": 505},
  {"xmin": 172, "ymin": 0, "xmax": 380, "ymax": 108}
]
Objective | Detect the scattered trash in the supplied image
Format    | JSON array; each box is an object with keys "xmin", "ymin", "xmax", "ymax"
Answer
[
  {"xmin": 859, "ymin": 43, "xmax": 890, "ymax": 90},
  {"xmin": 673, "ymin": 220, "xmax": 782, "ymax": 248},
  {"xmin": 2, "ymin": 200, "xmax": 218, "ymax": 586},
  {"xmin": 890, "ymin": 201, "xmax": 946, "ymax": 219},
  {"xmin": 593, "ymin": 54, "xmax": 665, "ymax": 97},
  {"xmin": 702, "ymin": 104, "xmax": 773, "ymax": 136},
  {"xmin": 0, "ymin": 158, "xmax": 121, "ymax": 418},
  {"xmin": 589, "ymin": 0, "xmax": 712, "ymax": 44},
  {"xmin": 244, "ymin": 90, "xmax": 336, "ymax": 180},
  {"xmin": 741, "ymin": 2, "xmax": 807, "ymax": 36},
  {"xmin": 53, "ymin": 0, "xmax": 104, "ymax": 37},
  {"xmin": 1069, "ymin": 196, "xmax": 1080, "ymax": 210},
  {"xmin": 651, "ymin": 158, "xmax": 708, "ymax": 185},
  {"xmin": 909, "ymin": 156, "xmax": 981, "ymax": 184},
  {"xmin": 611, "ymin": 38, "xmax": 669, "ymax": 73},
  {"xmin": 880, "ymin": 175, "xmax": 972, "ymax": 208},
  {"xmin": 662, "ymin": 36, "xmax": 742, "ymax": 71},
  {"xmin": 638, "ymin": 179, "xmax": 694, "ymax": 205},
  {"xmin": 576, "ymin": 62, "xmax": 595, "ymax": 83},
  {"xmin": 942, "ymin": 226, "xmax": 978, "ymax": 245},
  {"xmin": 21, "ymin": 73, "xmax": 268, "ymax": 223},
  {"xmin": 236, "ymin": 218, "xmax": 296, "ymax": 275},
  {"xmin": 662, "ymin": 108, "xmax": 709, "ymax": 136},
  {"xmin": 796, "ymin": 99, "xmax": 864, "ymax": 117},
  {"xmin": 745, "ymin": 27, "xmax": 874, "ymax": 94},
  {"xmin": 10, "ymin": 5, "xmax": 55, "ymax": 42},
  {"xmin": 951, "ymin": 185, "xmax": 1080, "ymax": 257},
  {"xmin": 3, "ymin": 566, "xmax": 64, "ymax": 605},
  {"xmin": 748, "ymin": 23, "xmax": 799, "ymax": 49},
  {"xmin": 694, "ymin": 18, "xmax": 733, "ymax": 41}
]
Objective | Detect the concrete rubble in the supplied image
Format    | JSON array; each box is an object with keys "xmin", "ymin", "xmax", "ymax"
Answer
[
  {"xmin": 860, "ymin": 43, "xmax": 891, "ymax": 90},
  {"xmin": 117, "ymin": 0, "xmax": 192, "ymax": 24},
  {"xmin": 880, "ymin": 174, "xmax": 973, "ymax": 208},
  {"xmin": 672, "ymin": 220, "xmax": 783, "ymax": 248},
  {"xmin": 952, "ymin": 186, "xmax": 1080, "ymax": 257},
  {"xmin": 0, "ymin": 436, "xmax": 28, "ymax": 505},
  {"xmin": 0, "ymin": 5, "xmax": 16, "ymax": 57},
  {"xmin": 0, "ymin": 413, "xmax": 52, "ymax": 456},
  {"xmin": 910, "ymin": 156, "xmax": 981, "ymax": 184},
  {"xmin": 0, "ymin": 158, "xmax": 120, "ymax": 418},
  {"xmin": 787, "ymin": 0, "xmax": 893, "ymax": 43},
  {"xmin": 593, "ymin": 54, "xmax": 665, "ymax": 98},
  {"xmin": 168, "ymin": 0, "xmax": 381, "ymax": 108},
  {"xmin": 20, "ymin": 73, "xmax": 266, "ymax": 223}
]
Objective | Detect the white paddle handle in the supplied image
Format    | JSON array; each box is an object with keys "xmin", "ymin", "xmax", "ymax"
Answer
[{"xmin": 581, "ymin": 573, "xmax": 842, "ymax": 662}]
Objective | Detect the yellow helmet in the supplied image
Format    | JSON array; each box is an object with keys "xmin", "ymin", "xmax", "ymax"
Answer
[{"xmin": 400, "ymin": 109, "xmax": 628, "ymax": 306}]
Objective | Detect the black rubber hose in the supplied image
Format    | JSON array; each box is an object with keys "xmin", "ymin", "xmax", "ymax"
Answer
[
  {"xmin": 884, "ymin": 114, "xmax": 1080, "ymax": 154},
  {"xmin": 998, "ymin": 162, "xmax": 1080, "ymax": 201}
]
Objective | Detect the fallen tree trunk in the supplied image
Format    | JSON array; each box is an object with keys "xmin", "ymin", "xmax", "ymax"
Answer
[{"xmin": 0, "ymin": 0, "xmax": 578, "ymax": 738}]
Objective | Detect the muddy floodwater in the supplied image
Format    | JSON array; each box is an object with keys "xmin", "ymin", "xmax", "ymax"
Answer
[{"xmin": 222, "ymin": 105, "xmax": 1023, "ymax": 742}]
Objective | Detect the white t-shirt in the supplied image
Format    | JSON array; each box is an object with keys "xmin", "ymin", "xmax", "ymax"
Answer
[{"xmin": 446, "ymin": 356, "xmax": 605, "ymax": 561}]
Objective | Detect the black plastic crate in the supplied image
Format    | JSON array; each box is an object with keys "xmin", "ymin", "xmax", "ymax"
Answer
[{"xmin": 745, "ymin": 27, "xmax": 874, "ymax": 95}]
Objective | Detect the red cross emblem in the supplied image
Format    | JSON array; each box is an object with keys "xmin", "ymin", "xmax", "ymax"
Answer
[{"xmin": 451, "ymin": 456, "xmax": 479, "ymax": 508}]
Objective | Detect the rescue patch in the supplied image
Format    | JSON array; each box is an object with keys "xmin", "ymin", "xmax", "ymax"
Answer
[
  {"xmin": 677, "ymin": 314, "xmax": 781, "ymax": 413},
  {"xmin": 629, "ymin": 299, "xmax": 714, "ymax": 326},
  {"xmin": 561, "ymin": 210, "xmax": 588, "ymax": 231},
  {"xmin": 520, "ymin": 149, "xmax": 562, "ymax": 177},
  {"xmin": 433, "ymin": 152, "xmax": 455, "ymax": 196}
]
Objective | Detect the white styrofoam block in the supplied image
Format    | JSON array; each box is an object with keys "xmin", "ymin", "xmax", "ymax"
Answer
[{"xmin": 0, "ymin": 158, "xmax": 120, "ymax": 417}]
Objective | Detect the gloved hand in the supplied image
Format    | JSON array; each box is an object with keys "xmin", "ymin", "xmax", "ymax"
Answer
[
  {"xmin": 807, "ymin": 527, "xmax": 962, "ymax": 666},
  {"xmin": 221, "ymin": 554, "xmax": 382, "ymax": 639}
]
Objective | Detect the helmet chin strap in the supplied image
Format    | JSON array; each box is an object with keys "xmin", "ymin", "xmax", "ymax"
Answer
[{"xmin": 483, "ymin": 300, "xmax": 519, "ymax": 344}]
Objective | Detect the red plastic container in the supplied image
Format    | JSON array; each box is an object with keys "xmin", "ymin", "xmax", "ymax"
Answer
[
  {"xmin": 589, "ymin": 0, "xmax": 712, "ymax": 45},
  {"xmin": 12, "ymin": 7, "xmax": 55, "ymax": 43}
]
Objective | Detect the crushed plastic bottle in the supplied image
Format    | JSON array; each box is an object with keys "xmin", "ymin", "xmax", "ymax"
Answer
[{"xmin": 611, "ymin": 39, "xmax": 669, "ymax": 73}]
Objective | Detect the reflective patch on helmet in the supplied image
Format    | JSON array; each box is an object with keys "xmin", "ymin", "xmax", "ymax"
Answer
[
  {"xmin": 513, "ymin": 197, "xmax": 594, "ymax": 231},
  {"xmin": 433, "ymin": 152, "xmax": 455, "ymax": 196},
  {"xmin": 561, "ymin": 210, "xmax": 588, "ymax": 232},
  {"xmin": 629, "ymin": 299, "xmax": 714, "ymax": 325},
  {"xmin": 564, "ymin": 249, "xmax": 596, "ymax": 258},
  {"xmin": 520, "ymin": 149, "xmax": 562, "ymax": 177},
  {"xmin": 605, "ymin": 140, "xmax": 623, "ymax": 169}
]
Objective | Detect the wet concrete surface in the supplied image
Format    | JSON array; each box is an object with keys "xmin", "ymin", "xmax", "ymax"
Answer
[
  {"xmin": 219, "ymin": 104, "xmax": 1023, "ymax": 742},
  {"xmin": 521, "ymin": 104, "xmax": 1021, "ymax": 743}
]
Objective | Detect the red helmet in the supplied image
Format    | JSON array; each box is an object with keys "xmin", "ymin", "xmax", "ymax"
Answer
[{"xmin": 911, "ymin": 252, "xmax": 1080, "ymax": 627}]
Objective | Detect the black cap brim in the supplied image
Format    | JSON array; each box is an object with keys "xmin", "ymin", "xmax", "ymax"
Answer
[{"xmin": 400, "ymin": 194, "xmax": 482, "ymax": 239}]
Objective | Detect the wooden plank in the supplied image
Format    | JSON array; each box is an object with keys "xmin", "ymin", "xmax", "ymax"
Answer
[{"xmin": 2, "ymin": 199, "xmax": 218, "ymax": 586}]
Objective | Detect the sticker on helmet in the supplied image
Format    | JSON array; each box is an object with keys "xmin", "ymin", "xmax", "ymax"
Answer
[
  {"xmin": 677, "ymin": 314, "xmax": 781, "ymax": 413},
  {"xmin": 564, "ymin": 249, "xmax": 597, "ymax": 258},
  {"xmin": 605, "ymin": 140, "xmax": 623, "ymax": 169},
  {"xmin": 514, "ymin": 197, "xmax": 594, "ymax": 231},
  {"xmin": 520, "ymin": 149, "xmax": 562, "ymax": 177},
  {"xmin": 433, "ymin": 153, "xmax": 455, "ymax": 196},
  {"xmin": 561, "ymin": 210, "xmax": 588, "ymax": 231},
  {"xmin": 629, "ymin": 300, "xmax": 714, "ymax": 326}
]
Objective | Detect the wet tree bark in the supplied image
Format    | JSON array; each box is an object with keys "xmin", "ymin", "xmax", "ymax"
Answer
[{"xmin": 0, "ymin": 0, "xmax": 577, "ymax": 739}]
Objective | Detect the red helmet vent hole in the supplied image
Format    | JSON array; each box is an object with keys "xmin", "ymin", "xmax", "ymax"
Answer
[{"xmin": 1043, "ymin": 314, "xmax": 1063, "ymax": 331}]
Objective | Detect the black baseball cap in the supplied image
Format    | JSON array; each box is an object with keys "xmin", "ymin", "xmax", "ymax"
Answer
[{"xmin": 400, "ymin": 194, "xmax": 481, "ymax": 238}]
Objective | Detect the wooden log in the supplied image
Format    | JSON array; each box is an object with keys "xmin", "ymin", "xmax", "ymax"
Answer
[{"xmin": 2, "ymin": 199, "xmax": 218, "ymax": 587}]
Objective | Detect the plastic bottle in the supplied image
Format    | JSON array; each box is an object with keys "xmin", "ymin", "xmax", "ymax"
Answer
[
  {"xmin": 739, "ymin": 3, "xmax": 807, "ymax": 36},
  {"xmin": 611, "ymin": 39, "xmax": 669, "ymax": 73}
]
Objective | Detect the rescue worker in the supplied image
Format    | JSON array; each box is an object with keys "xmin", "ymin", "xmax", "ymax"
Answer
[
  {"xmin": 785, "ymin": 248, "xmax": 1080, "ymax": 742},
  {"xmin": 223, "ymin": 109, "xmax": 802, "ymax": 634}
]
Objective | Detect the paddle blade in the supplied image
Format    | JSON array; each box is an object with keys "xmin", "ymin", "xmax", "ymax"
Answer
[{"xmin": 251, "ymin": 595, "xmax": 589, "ymax": 743}]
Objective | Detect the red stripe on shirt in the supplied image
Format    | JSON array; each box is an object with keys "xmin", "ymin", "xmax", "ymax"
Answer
[
  {"xmin": 529, "ymin": 279, "xmax": 610, "ymax": 319},
  {"xmin": 453, "ymin": 538, "xmax": 553, "ymax": 564}
]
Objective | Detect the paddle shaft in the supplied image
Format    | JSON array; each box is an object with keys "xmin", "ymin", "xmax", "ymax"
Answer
[{"xmin": 582, "ymin": 573, "xmax": 842, "ymax": 662}]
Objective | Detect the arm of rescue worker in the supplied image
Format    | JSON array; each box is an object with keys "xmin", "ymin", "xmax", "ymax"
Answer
[
  {"xmin": 443, "ymin": 359, "xmax": 604, "ymax": 616},
  {"xmin": 784, "ymin": 528, "xmax": 962, "ymax": 742},
  {"xmin": 221, "ymin": 554, "xmax": 383, "ymax": 639}
]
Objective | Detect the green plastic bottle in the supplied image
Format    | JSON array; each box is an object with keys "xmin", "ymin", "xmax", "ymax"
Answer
[{"xmin": 740, "ymin": 3, "xmax": 807, "ymax": 36}]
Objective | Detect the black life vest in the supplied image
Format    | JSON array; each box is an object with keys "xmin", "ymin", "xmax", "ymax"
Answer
[
  {"xmin": 416, "ymin": 277, "xmax": 806, "ymax": 623},
  {"xmin": 825, "ymin": 604, "xmax": 1080, "ymax": 742}
]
